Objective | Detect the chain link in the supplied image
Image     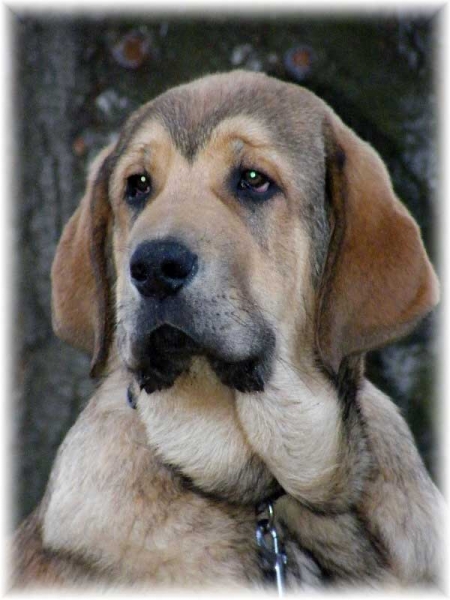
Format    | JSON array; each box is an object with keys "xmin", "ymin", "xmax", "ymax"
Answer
[{"xmin": 255, "ymin": 500, "xmax": 287, "ymax": 597}]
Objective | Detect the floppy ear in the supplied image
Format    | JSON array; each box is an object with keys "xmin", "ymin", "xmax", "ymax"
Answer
[
  {"xmin": 316, "ymin": 112, "xmax": 439, "ymax": 376},
  {"xmin": 51, "ymin": 146, "xmax": 114, "ymax": 377}
]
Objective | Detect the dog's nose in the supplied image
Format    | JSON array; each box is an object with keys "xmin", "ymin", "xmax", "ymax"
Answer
[{"xmin": 130, "ymin": 240, "xmax": 198, "ymax": 298}]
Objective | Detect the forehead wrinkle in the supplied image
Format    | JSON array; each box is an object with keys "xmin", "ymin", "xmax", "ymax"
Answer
[
  {"xmin": 148, "ymin": 85, "xmax": 289, "ymax": 161},
  {"xmin": 124, "ymin": 142, "xmax": 152, "ymax": 164},
  {"xmin": 231, "ymin": 136, "xmax": 275, "ymax": 155},
  {"xmin": 226, "ymin": 138, "xmax": 272, "ymax": 166},
  {"xmin": 155, "ymin": 110, "xmax": 228, "ymax": 162},
  {"xmin": 208, "ymin": 114, "xmax": 294, "ymax": 159},
  {"xmin": 112, "ymin": 141, "xmax": 158, "ymax": 184},
  {"xmin": 113, "ymin": 75, "xmax": 324, "ymax": 170},
  {"xmin": 232, "ymin": 139, "xmax": 244, "ymax": 154},
  {"xmin": 113, "ymin": 118, "xmax": 176, "ymax": 176}
]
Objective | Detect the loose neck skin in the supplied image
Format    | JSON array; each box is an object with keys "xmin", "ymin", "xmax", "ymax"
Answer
[
  {"xmin": 126, "ymin": 335, "xmax": 370, "ymax": 512},
  {"xmin": 135, "ymin": 356, "xmax": 278, "ymax": 504},
  {"xmin": 236, "ymin": 340, "xmax": 370, "ymax": 513}
]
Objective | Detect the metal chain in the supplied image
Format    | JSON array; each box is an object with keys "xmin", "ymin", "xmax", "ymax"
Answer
[{"xmin": 255, "ymin": 500, "xmax": 287, "ymax": 597}]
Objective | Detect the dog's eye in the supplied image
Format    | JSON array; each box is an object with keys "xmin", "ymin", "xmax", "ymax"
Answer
[
  {"xmin": 125, "ymin": 173, "xmax": 151, "ymax": 204},
  {"xmin": 239, "ymin": 170, "xmax": 271, "ymax": 194}
]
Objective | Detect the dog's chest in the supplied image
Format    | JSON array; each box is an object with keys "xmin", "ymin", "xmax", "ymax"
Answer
[
  {"xmin": 40, "ymin": 382, "xmax": 323, "ymax": 590},
  {"xmin": 40, "ymin": 397, "xmax": 266, "ymax": 587}
]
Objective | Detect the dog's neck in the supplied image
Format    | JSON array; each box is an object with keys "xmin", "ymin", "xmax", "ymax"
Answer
[
  {"xmin": 133, "ymin": 356, "xmax": 277, "ymax": 504},
  {"xmin": 236, "ymin": 346, "xmax": 370, "ymax": 513},
  {"xmin": 124, "ymin": 343, "xmax": 370, "ymax": 513}
]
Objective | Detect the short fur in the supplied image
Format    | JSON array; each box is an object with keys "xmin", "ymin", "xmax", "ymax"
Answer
[{"xmin": 12, "ymin": 71, "xmax": 443, "ymax": 591}]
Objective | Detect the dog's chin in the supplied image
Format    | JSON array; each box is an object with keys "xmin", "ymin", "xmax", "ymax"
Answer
[{"xmin": 128, "ymin": 324, "xmax": 273, "ymax": 394}]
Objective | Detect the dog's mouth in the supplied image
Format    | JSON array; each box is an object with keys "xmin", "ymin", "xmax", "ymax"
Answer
[
  {"xmin": 134, "ymin": 325, "xmax": 199, "ymax": 394},
  {"xmin": 131, "ymin": 324, "xmax": 273, "ymax": 395}
]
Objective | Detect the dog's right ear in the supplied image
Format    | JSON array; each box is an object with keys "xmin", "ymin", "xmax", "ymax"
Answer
[{"xmin": 51, "ymin": 146, "xmax": 114, "ymax": 377}]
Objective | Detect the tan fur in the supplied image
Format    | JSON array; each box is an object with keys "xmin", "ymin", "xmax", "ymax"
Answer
[
  {"xmin": 12, "ymin": 71, "xmax": 442, "ymax": 591},
  {"xmin": 317, "ymin": 115, "xmax": 439, "ymax": 373}
]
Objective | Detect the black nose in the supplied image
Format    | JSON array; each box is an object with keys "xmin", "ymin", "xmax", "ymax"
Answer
[{"xmin": 130, "ymin": 240, "xmax": 198, "ymax": 298}]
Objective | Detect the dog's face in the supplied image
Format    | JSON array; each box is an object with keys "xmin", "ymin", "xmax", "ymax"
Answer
[
  {"xmin": 109, "ymin": 75, "xmax": 327, "ymax": 395},
  {"xmin": 51, "ymin": 71, "xmax": 438, "ymax": 507}
]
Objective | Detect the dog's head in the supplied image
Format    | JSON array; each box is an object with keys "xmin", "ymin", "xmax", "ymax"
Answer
[{"xmin": 52, "ymin": 71, "xmax": 438, "ymax": 393}]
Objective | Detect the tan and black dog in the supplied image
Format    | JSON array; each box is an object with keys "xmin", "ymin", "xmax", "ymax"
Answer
[{"xmin": 13, "ymin": 71, "xmax": 443, "ymax": 591}]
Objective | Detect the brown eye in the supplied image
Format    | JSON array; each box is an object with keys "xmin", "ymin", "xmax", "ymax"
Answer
[
  {"xmin": 126, "ymin": 173, "xmax": 151, "ymax": 204},
  {"xmin": 239, "ymin": 170, "xmax": 271, "ymax": 193}
]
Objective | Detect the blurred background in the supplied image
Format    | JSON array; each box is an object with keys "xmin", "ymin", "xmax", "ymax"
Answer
[{"xmin": 13, "ymin": 10, "xmax": 441, "ymax": 525}]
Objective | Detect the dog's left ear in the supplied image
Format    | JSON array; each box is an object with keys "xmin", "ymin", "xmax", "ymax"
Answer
[
  {"xmin": 316, "ymin": 111, "xmax": 439, "ymax": 376},
  {"xmin": 51, "ymin": 146, "xmax": 114, "ymax": 377}
]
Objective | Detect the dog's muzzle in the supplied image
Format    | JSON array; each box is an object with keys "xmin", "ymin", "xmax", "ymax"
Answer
[{"xmin": 123, "ymin": 238, "xmax": 276, "ymax": 394}]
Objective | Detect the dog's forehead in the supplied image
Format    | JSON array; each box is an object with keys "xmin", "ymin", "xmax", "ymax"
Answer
[{"xmin": 116, "ymin": 72, "xmax": 325, "ymax": 160}]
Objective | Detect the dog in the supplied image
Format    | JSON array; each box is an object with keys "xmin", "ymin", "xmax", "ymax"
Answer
[{"xmin": 12, "ymin": 70, "xmax": 443, "ymax": 591}]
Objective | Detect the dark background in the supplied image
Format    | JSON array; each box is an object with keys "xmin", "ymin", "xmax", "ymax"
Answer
[{"xmin": 13, "ymin": 10, "xmax": 442, "ymax": 525}]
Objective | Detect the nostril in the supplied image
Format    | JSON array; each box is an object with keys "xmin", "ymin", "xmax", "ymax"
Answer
[
  {"xmin": 130, "ymin": 261, "xmax": 148, "ymax": 283},
  {"xmin": 161, "ymin": 255, "xmax": 197, "ymax": 281},
  {"xmin": 161, "ymin": 259, "xmax": 185, "ymax": 280}
]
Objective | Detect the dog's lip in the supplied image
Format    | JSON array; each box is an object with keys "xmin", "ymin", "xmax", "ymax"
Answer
[
  {"xmin": 144, "ymin": 322, "xmax": 263, "ymax": 364},
  {"xmin": 142, "ymin": 297, "xmax": 272, "ymax": 362},
  {"xmin": 126, "ymin": 321, "xmax": 273, "ymax": 394},
  {"xmin": 147, "ymin": 323, "xmax": 202, "ymax": 353}
]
